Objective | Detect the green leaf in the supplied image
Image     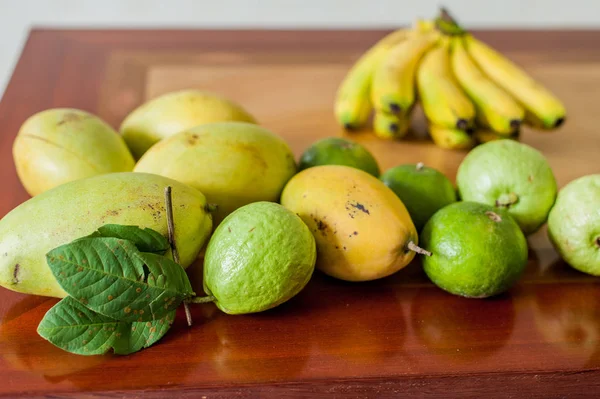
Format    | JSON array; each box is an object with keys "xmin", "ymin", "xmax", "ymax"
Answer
[
  {"xmin": 46, "ymin": 237, "xmax": 194, "ymax": 322},
  {"xmin": 37, "ymin": 296, "xmax": 127, "ymax": 355},
  {"xmin": 38, "ymin": 297, "xmax": 176, "ymax": 356},
  {"xmin": 113, "ymin": 310, "xmax": 176, "ymax": 355},
  {"xmin": 82, "ymin": 224, "xmax": 170, "ymax": 255}
]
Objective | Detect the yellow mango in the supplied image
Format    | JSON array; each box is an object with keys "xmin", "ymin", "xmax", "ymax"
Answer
[
  {"xmin": 0, "ymin": 173, "xmax": 213, "ymax": 298},
  {"xmin": 280, "ymin": 165, "xmax": 420, "ymax": 282},
  {"xmin": 120, "ymin": 90, "xmax": 257, "ymax": 159},
  {"xmin": 134, "ymin": 122, "xmax": 296, "ymax": 224},
  {"xmin": 13, "ymin": 108, "xmax": 135, "ymax": 196}
]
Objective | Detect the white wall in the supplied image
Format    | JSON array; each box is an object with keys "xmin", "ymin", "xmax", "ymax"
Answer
[{"xmin": 1, "ymin": 0, "xmax": 599, "ymax": 98}]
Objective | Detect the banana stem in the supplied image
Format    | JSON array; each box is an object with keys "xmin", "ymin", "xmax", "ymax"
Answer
[
  {"xmin": 164, "ymin": 186, "xmax": 193, "ymax": 327},
  {"xmin": 439, "ymin": 7, "xmax": 458, "ymax": 25},
  {"xmin": 408, "ymin": 241, "xmax": 432, "ymax": 257}
]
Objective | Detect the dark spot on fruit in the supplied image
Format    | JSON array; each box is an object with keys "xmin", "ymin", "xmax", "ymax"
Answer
[
  {"xmin": 313, "ymin": 218, "xmax": 330, "ymax": 234},
  {"xmin": 485, "ymin": 211, "xmax": 502, "ymax": 223},
  {"xmin": 3, "ymin": 252, "xmax": 7, "ymax": 257},
  {"xmin": 353, "ymin": 231, "xmax": 358, "ymax": 235},
  {"xmin": 249, "ymin": 227, "xmax": 256, "ymax": 232},
  {"xmin": 389, "ymin": 103, "xmax": 401, "ymax": 114},
  {"xmin": 346, "ymin": 201, "xmax": 370, "ymax": 215},
  {"xmin": 11, "ymin": 264, "xmax": 20, "ymax": 285},
  {"xmin": 344, "ymin": 123, "xmax": 355, "ymax": 131},
  {"xmin": 303, "ymin": 194, "xmax": 307, "ymax": 198},
  {"xmin": 56, "ymin": 112, "xmax": 84, "ymax": 126},
  {"xmin": 528, "ymin": 175, "xmax": 534, "ymax": 182},
  {"xmin": 595, "ymin": 236, "xmax": 600, "ymax": 248},
  {"xmin": 335, "ymin": 246, "xmax": 339, "ymax": 249},
  {"xmin": 228, "ymin": 227, "xmax": 232, "ymax": 233},
  {"xmin": 186, "ymin": 133, "xmax": 200, "ymax": 146},
  {"xmin": 343, "ymin": 246, "xmax": 347, "ymax": 251}
]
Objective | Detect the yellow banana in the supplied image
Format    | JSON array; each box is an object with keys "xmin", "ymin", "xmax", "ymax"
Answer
[
  {"xmin": 371, "ymin": 31, "xmax": 439, "ymax": 114},
  {"xmin": 450, "ymin": 37, "xmax": 524, "ymax": 135},
  {"xmin": 417, "ymin": 38, "xmax": 475, "ymax": 130},
  {"xmin": 429, "ymin": 125, "xmax": 475, "ymax": 150},
  {"xmin": 373, "ymin": 111, "xmax": 411, "ymax": 140},
  {"xmin": 474, "ymin": 128, "xmax": 520, "ymax": 144},
  {"xmin": 334, "ymin": 29, "xmax": 410, "ymax": 130},
  {"xmin": 464, "ymin": 34, "xmax": 565, "ymax": 130}
]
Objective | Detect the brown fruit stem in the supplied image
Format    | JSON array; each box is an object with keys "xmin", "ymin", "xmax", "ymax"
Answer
[
  {"xmin": 416, "ymin": 162, "xmax": 425, "ymax": 171},
  {"xmin": 164, "ymin": 186, "xmax": 193, "ymax": 327},
  {"xmin": 187, "ymin": 295, "xmax": 216, "ymax": 304},
  {"xmin": 408, "ymin": 241, "xmax": 432, "ymax": 257},
  {"xmin": 495, "ymin": 192, "xmax": 519, "ymax": 208}
]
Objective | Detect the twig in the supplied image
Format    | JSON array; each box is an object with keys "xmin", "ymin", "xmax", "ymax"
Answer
[
  {"xmin": 407, "ymin": 241, "xmax": 432, "ymax": 257},
  {"xmin": 164, "ymin": 186, "xmax": 193, "ymax": 327}
]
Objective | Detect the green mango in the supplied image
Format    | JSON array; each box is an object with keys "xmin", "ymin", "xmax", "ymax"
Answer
[
  {"xmin": 120, "ymin": 90, "xmax": 257, "ymax": 159},
  {"xmin": 0, "ymin": 173, "xmax": 213, "ymax": 298},
  {"xmin": 13, "ymin": 108, "xmax": 135, "ymax": 196},
  {"xmin": 134, "ymin": 122, "xmax": 296, "ymax": 224}
]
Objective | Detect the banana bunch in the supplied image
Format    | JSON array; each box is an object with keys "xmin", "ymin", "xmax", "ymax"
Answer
[{"xmin": 333, "ymin": 9, "xmax": 566, "ymax": 150}]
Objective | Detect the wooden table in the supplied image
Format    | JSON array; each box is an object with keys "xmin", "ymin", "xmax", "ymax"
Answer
[{"xmin": 1, "ymin": 28, "xmax": 600, "ymax": 398}]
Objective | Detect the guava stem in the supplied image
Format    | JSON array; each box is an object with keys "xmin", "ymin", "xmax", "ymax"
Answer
[
  {"xmin": 187, "ymin": 295, "xmax": 216, "ymax": 304},
  {"xmin": 407, "ymin": 241, "xmax": 432, "ymax": 257},
  {"xmin": 495, "ymin": 192, "xmax": 519, "ymax": 208},
  {"xmin": 164, "ymin": 186, "xmax": 193, "ymax": 327},
  {"xmin": 416, "ymin": 162, "xmax": 425, "ymax": 171}
]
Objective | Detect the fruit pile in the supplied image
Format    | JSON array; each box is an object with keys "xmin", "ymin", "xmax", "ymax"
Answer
[
  {"xmin": 335, "ymin": 9, "xmax": 566, "ymax": 149},
  {"xmin": 0, "ymin": 45, "xmax": 593, "ymax": 356}
]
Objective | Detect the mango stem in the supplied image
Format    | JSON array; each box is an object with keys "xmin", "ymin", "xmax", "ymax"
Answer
[
  {"xmin": 164, "ymin": 186, "xmax": 193, "ymax": 327},
  {"xmin": 408, "ymin": 241, "xmax": 432, "ymax": 257}
]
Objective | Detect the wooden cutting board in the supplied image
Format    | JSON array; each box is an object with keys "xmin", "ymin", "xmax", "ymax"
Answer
[{"xmin": 0, "ymin": 29, "xmax": 599, "ymax": 398}]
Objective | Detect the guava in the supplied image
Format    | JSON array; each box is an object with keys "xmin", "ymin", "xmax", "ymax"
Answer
[
  {"xmin": 548, "ymin": 174, "xmax": 600, "ymax": 276},
  {"xmin": 456, "ymin": 140, "xmax": 557, "ymax": 235},
  {"xmin": 203, "ymin": 202, "xmax": 316, "ymax": 314}
]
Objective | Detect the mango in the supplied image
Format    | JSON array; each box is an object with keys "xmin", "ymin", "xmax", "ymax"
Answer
[
  {"xmin": 13, "ymin": 108, "xmax": 135, "ymax": 196},
  {"xmin": 281, "ymin": 165, "xmax": 419, "ymax": 282},
  {"xmin": 134, "ymin": 122, "xmax": 296, "ymax": 224},
  {"xmin": 120, "ymin": 90, "xmax": 257, "ymax": 159},
  {"xmin": 0, "ymin": 173, "xmax": 213, "ymax": 298}
]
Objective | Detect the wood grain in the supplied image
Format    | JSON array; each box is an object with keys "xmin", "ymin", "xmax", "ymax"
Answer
[{"xmin": 0, "ymin": 29, "xmax": 599, "ymax": 398}]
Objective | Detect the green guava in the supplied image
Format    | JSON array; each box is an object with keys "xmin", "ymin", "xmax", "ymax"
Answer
[
  {"xmin": 203, "ymin": 202, "xmax": 316, "ymax": 314},
  {"xmin": 380, "ymin": 162, "xmax": 457, "ymax": 231},
  {"xmin": 420, "ymin": 201, "xmax": 528, "ymax": 298},
  {"xmin": 548, "ymin": 174, "xmax": 600, "ymax": 276},
  {"xmin": 298, "ymin": 137, "xmax": 380, "ymax": 177},
  {"xmin": 456, "ymin": 140, "xmax": 557, "ymax": 235}
]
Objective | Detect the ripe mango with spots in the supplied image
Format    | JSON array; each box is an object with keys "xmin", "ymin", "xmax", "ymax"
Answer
[
  {"xmin": 280, "ymin": 165, "xmax": 420, "ymax": 282},
  {"xmin": 134, "ymin": 122, "xmax": 297, "ymax": 224},
  {"xmin": 120, "ymin": 90, "xmax": 257, "ymax": 159},
  {"xmin": 13, "ymin": 109, "xmax": 135, "ymax": 196},
  {"xmin": 0, "ymin": 173, "xmax": 213, "ymax": 298}
]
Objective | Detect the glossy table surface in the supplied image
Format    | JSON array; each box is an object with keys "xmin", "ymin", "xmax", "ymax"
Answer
[{"xmin": 0, "ymin": 29, "xmax": 599, "ymax": 398}]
